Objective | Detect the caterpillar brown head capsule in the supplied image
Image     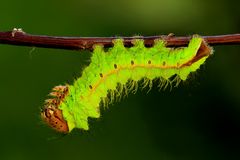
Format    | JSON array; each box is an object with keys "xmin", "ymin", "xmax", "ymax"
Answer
[{"xmin": 41, "ymin": 85, "xmax": 69, "ymax": 133}]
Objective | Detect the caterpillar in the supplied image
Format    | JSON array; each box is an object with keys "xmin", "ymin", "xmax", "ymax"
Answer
[{"xmin": 41, "ymin": 35, "xmax": 213, "ymax": 133}]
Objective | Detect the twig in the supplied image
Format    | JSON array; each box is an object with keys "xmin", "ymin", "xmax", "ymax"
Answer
[{"xmin": 0, "ymin": 28, "xmax": 240, "ymax": 51}]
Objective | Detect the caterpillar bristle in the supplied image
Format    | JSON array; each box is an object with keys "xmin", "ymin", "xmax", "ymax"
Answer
[
  {"xmin": 52, "ymin": 85, "xmax": 69, "ymax": 92},
  {"xmin": 44, "ymin": 99, "xmax": 59, "ymax": 105}
]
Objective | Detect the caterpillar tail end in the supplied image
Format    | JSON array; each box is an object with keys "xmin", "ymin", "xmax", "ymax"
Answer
[
  {"xmin": 181, "ymin": 36, "xmax": 213, "ymax": 67},
  {"xmin": 41, "ymin": 85, "xmax": 70, "ymax": 134}
]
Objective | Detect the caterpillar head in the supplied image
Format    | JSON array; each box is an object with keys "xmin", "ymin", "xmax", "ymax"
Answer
[{"xmin": 41, "ymin": 85, "xmax": 69, "ymax": 133}]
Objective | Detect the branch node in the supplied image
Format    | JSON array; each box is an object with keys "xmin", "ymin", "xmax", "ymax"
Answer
[{"xmin": 11, "ymin": 28, "xmax": 25, "ymax": 37}]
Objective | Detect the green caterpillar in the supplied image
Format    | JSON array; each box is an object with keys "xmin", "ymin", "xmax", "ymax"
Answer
[{"xmin": 41, "ymin": 35, "xmax": 213, "ymax": 133}]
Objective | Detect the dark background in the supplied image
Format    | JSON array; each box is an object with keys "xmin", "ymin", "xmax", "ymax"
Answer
[{"xmin": 0, "ymin": 0, "xmax": 240, "ymax": 159}]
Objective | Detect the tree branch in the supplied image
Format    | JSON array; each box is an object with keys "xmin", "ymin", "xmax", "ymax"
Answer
[{"xmin": 0, "ymin": 29, "xmax": 240, "ymax": 51}]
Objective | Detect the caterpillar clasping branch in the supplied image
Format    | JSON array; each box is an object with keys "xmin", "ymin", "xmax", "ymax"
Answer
[
  {"xmin": 0, "ymin": 29, "xmax": 239, "ymax": 133},
  {"xmin": 40, "ymin": 36, "xmax": 213, "ymax": 133}
]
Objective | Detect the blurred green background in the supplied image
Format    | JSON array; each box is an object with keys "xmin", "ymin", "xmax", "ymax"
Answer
[{"xmin": 0, "ymin": 0, "xmax": 240, "ymax": 159}]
